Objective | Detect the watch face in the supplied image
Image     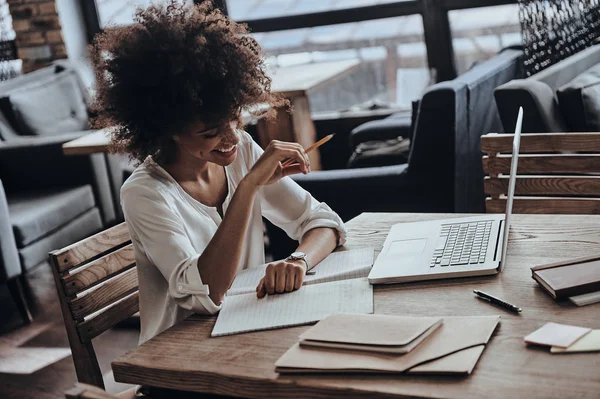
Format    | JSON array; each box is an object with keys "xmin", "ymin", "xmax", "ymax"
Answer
[{"xmin": 291, "ymin": 251, "xmax": 306, "ymax": 259}]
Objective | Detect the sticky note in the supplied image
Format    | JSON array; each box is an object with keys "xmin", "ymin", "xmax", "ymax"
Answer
[
  {"xmin": 524, "ymin": 322, "xmax": 591, "ymax": 348},
  {"xmin": 551, "ymin": 330, "xmax": 600, "ymax": 353}
]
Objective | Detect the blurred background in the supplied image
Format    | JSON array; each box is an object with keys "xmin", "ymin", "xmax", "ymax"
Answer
[{"xmin": 91, "ymin": 0, "xmax": 521, "ymax": 114}]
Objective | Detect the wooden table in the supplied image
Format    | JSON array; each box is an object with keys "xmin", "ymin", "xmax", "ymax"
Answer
[
  {"xmin": 112, "ymin": 213, "xmax": 600, "ymax": 399},
  {"xmin": 62, "ymin": 128, "xmax": 114, "ymax": 156}
]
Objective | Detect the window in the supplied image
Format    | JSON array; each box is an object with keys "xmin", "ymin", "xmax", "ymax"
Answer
[
  {"xmin": 449, "ymin": 4, "xmax": 522, "ymax": 75},
  {"xmin": 253, "ymin": 14, "xmax": 428, "ymax": 113},
  {"xmin": 95, "ymin": 0, "xmax": 189, "ymax": 28},
  {"xmin": 90, "ymin": 0, "xmax": 525, "ymax": 113},
  {"xmin": 226, "ymin": 0, "xmax": 399, "ymax": 21}
]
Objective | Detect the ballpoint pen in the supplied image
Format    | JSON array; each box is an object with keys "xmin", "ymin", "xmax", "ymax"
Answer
[{"xmin": 474, "ymin": 290, "xmax": 522, "ymax": 313}]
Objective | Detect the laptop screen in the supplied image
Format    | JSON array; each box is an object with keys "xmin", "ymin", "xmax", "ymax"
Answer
[{"xmin": 499, "ymin": 107, "xmax": 523, "ymax": 270}]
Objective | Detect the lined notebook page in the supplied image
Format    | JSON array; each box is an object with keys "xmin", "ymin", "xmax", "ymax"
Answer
[
  {"xmin": 212, "ymin": 278, "xmax": 373, "ymax": 337},
  {"xmin": 227, "ymin": 248, "xmax": 374, "ymax": 296}
]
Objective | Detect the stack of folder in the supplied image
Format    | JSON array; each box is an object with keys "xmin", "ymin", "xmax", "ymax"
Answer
[{"xmin": 275, "ymin": 313, "xmax": 500, "ymax": 375}]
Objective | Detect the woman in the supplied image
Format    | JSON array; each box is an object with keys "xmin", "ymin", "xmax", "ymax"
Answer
[{"xmin": 90, "ymin": 1, "xmax": 346, "ymax": 344}]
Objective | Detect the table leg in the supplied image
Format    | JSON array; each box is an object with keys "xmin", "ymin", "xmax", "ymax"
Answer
[{"xmin": 256, "ymin": 94, "xmax": 322, "ymax": 171}]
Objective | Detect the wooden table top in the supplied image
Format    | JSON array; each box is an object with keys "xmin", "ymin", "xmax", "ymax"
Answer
[
  {"xmin": 270, "ymin": 59, "xmax": 360, "ymax": 96},
  {"xmin": 112, "ymin": 213, "xmax": 600, "ymax": 399},
  {"xmin": 62, "ymin": 128, "xmax": 114, "ymax": 156}
]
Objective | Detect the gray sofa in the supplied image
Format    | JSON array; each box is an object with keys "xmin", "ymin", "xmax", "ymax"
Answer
[
  {"xmin": 495, "ymin": 44, "xmax": 600, "ymax": 133},
  {"xmin": 0, "ymin": 61, "xmax": 115, "ymax": 324}
]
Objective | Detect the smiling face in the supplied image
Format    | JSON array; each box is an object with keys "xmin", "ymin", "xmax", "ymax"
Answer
[{"xmin": 172, "ymin": 118, "xmax": 241, "ymax": 167}]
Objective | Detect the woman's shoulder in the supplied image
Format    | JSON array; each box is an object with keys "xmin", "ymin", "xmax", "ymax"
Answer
[{"xmin": 121, "ymin": 158, "xmax": 172, "ymax": 202}]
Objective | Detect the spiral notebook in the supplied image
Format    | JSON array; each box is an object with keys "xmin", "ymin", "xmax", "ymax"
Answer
[{"xmin": 212, "ymin": 278, "xmax": 373, "ymax": 337}]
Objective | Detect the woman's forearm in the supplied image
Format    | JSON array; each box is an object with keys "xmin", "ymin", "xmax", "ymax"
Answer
[
  {"xmin": 295, "ymin": 227, "xmax": 340, "ymax": 270},
  {"xmin": 197, "ymin": 178, "xmax": 258, "ymax": 303}
]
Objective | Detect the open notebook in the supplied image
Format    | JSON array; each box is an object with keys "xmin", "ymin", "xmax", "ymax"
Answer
[
  {"xmin": 211, "ymin": 248, "xmax": 375, "ymax": 337},
  {"xmin": 227, "ymin": 248, "xmax": 374, "ymax": 296}
]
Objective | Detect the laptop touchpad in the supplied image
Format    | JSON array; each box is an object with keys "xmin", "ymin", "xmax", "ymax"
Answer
[{"xmin": 388, "ymin": 238, "xmax": 427, "ymax": 255}]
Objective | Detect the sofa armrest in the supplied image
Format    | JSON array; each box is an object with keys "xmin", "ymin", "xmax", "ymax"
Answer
[
  {"xmin": 0, "ymin": 179, "xmax": 21, "ymax": 282},
  {"xmin": 291, "ymin": 164, "xmax": 417, "ymax": 221},
  {"xmin": 0, "ymin": 131, "xmax": 116, "ymax": 226}
]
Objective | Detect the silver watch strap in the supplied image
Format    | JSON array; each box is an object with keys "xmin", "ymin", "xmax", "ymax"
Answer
[{"xmin": 301, "ymin": 257, "xmax": 315, "ymax": 275}]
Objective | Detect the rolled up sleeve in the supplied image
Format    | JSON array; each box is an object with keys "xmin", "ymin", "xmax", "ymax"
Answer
[{"xmin": 122, "ymin": 186, "xmax": 221, "ymax": 315}]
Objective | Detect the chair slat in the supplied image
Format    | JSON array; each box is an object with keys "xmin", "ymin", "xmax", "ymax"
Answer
[
  {"xmin": 69, "ymin": 267, "xmax": 138, "ymax": 321},
  {"xmin": 77, "ymin": 292, "xmax": 139, "ymax": 342},
  {"xmin": 483, "ymin": 154, "xmax": 600, "ymax": 175},
  {"xmin": 481, "ymin": 133, "xmax": 600, "ymax": 154},
  {"xmin": 484, "ymin": 176, "xmax": 600, "ymax": 196},
  {"xmin": 486, "ymin": 197, "xmax": 600, "ymax": 214},
  {"xmin": 62, "ymin": 245, "xmax": 135, "ymax": 296},
  {"xmin": 51, "ymin": 223, "xmax": 130, "ymax": 272}
]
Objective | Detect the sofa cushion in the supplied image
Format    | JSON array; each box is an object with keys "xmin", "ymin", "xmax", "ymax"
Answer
[
  {"xmin": 4, "ymin": 69, "xmax": 88, "ymax": 136},
  {"xmin": 18, "ymin": 207, "xmax": 102, "ymax": 271},
  {"xmin": 8, "ymin": 185, "xmax": 95, "ymax": 248},
  {"xmin": 557, "ymin": 64, "xmax": 600, "ymax": 132}
]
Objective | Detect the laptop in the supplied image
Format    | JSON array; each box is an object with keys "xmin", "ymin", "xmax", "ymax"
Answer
[{"xmin": 368, "ymin": 107, "xmax": 523, "ymax": 284}]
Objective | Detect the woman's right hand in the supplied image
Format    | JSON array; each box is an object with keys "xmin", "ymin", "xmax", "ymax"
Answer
[{"xmin": 244, "ymin": 140, "xmax": 311, "ymax": 188}]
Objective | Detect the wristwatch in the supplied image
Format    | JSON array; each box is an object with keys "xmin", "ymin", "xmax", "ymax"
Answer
[{"xmin": 286, "ymin": 251, "xmax": 314, "ymax": 275}]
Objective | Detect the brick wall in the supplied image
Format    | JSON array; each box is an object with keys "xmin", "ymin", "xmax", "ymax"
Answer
[{"xmin": 7, "ymin": 0, "xmax": 65, "ymax": 73}]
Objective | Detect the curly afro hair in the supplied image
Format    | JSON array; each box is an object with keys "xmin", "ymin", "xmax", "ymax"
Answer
[{"xmin": 90, "ymin": 0, "xmax": 287, "ymax": 164}]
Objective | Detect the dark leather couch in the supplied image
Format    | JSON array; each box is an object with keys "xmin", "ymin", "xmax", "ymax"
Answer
[
  {"xmin": 293, "ymin": 48, "xmax": 524, "ymax": 217},
  {"xmin": 0, "ymin": 61, "xmax": 113, "ymax": 324}
]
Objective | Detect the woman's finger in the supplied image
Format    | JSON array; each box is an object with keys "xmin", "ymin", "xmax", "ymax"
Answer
[
  {"xmin": 256, "ymin": 278, "xmax": 266, "ymax": 298},
  {"xmin": 285, "ymin": 264, "xmax": 296, "ymax": 291},
  {"xmin": 294, "ymin": 269, "xmax": 303, "ymax": 290},
  {"xmin": 264, "ymin": 264, "xmax": 276, "ymax": 294},
  {"xmin": 275, "ymin": 266, "xmax": 286, "ymax": 293},
  {"xmin": 273, "ymin": 145, "xmax": 308, "ymax": 172}
]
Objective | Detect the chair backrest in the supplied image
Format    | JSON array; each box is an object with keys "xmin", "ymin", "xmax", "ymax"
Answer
[
  {"xmin": 482, "ymin": 132, "xmax": 600, "ymax": 214},
  {"xmin": 49, "ymin": 222, "xmax": 137, "ymax": 389},
  {"xmin": 65, "ymin": 383, "xmax": 118, "ymax": 399}
]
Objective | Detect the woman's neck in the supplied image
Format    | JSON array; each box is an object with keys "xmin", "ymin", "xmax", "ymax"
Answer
[{"xmin": 161, "ymin": 153, "xmax": 216, "ymax": 185}]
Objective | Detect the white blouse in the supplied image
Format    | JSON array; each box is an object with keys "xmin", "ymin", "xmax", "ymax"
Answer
[{"xmin": 121, "ymin": 131, "xmax": 346, "ymax": 344}]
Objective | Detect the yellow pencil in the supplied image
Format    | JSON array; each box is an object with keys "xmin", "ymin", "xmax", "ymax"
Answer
[{"xmin": 281, "ymin": 133, "xmax": 335, "ymax": 168}]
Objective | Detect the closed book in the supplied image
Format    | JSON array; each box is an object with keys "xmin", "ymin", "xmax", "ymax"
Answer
[
  {"xmin": 299, "ymin": 314, "xmax": 443, "ymax": 354},
  {"xmin": 531, "ymin": 255, "xmax": 600, "ymax": 299}
]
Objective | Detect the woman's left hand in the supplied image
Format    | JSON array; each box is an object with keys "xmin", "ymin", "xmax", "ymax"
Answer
[{"xmin": 256, "ymin": 259, "xmax": 306, "ymax": 298}]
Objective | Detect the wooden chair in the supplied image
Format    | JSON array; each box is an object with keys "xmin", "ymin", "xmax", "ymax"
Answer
[
  {"xmin": 482, "ymin": 132, "xmax": 600, "ymax": 214},
  {"xmin": 66, "ymin": 383, "xmax": 119, "ymax": 399},
  {"xmin": 49, "ymin": 222, "xmax": 138, "ymax": 396}
]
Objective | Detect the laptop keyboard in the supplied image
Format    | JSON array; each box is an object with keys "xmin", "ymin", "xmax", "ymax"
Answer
[{"xmin": 430, "ymin": 221, "xmax": 493, "ymax": 267}]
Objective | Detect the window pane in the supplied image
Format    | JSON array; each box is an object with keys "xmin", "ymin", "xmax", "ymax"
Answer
[
  {"xmin": 96, "ymin": 0, "xmax": 190, "ymax": 28},
  {"xmin": 226, "ymin": 0, "xmax": 412, "ymax": 21},
  {"xmin": 253, "ymin": 15, "xmax": 429, "ymax": 113},
  {"xmin": 449, "ymin": 4, "xmax": 522, "ymax": 75}
]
